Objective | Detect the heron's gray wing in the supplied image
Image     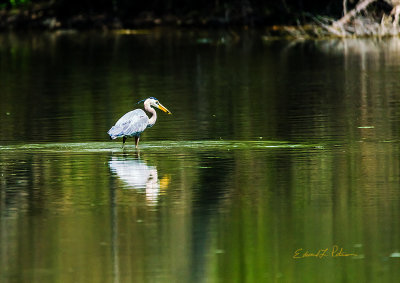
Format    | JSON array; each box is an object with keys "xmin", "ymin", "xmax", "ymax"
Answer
[{"xmin": 115, "ymin": 109, "xmax": 149, "ymax": 137}]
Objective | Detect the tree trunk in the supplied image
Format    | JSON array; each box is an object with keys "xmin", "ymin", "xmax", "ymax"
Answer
[
  {"xmin": 333, "ymin": 0, "xmax": 377, "ymax": 28},
  {"xmin": 390, "ymin": 5, "xmax": 400, "ymax": 27}
]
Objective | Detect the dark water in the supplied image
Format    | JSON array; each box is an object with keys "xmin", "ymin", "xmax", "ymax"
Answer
[{"xmin": 1, "ymin": 30, "xmax": 400, "ymax": 282}]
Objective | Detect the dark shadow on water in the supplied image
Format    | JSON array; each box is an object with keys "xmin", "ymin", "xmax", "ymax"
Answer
[{"xmin": 190, "ymin": 153, "xmax": 234, "ymax": 283}]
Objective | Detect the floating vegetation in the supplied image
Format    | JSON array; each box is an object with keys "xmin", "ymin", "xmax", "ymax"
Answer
[
  {"xmin": 358, "ymin": 126, "xmax": 375, "ymax": 129},
  {"xmin": 390, "ymin": 252, "xmax": 400, "ymax": 258},
  {"xmin": 0, "ymin": 140, "xmax": 324, "ymax": 153}
]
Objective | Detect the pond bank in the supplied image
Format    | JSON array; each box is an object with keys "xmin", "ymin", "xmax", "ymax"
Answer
[{"xmin": 0, "ymin": 2, "xmax": 278, "ymax": 32}]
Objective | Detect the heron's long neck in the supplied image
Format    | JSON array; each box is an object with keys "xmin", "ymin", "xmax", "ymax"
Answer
[{"xmin": 144, "ymin": 103, "xmax": 157, "ymax": 127}]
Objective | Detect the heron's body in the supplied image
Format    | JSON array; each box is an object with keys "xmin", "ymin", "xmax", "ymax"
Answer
[
  {"xmin": 108, "ymin": 109, "xmax": 150, "ymax": 139},
  {"xmin": 108, "ymin": 97, "xmax": 171, "ymax": 148}
]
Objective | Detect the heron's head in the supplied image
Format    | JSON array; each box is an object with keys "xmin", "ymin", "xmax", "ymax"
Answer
[{"xmin": 139, "ymin": 97, "xmax": 172, "ymax": 114}]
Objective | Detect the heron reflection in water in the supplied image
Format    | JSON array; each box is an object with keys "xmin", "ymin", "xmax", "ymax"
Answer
[
  {"xmin": 109, "ymin": 156, "xmax": 169, "ymax": 204},
  {"xmin": 108, "ymin": 97, "xmax": 172, "ymax": 148}
]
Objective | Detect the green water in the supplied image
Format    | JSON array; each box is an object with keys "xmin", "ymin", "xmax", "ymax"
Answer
[{"xmin": 1, "ymin": 31, "xmax": 400, "ymax": 282}]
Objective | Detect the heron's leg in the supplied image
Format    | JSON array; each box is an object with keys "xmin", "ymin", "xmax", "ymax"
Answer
[
  {"xmin": 122, "ymin": 136, "xmax": 127, "ymax": 149},
  {"xmin": 135, "ymin": 136, "xmax": 140, "ymax": 148}
]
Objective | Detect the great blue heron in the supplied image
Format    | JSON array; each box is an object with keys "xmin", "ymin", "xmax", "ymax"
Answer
[{"xmin": 108, "ymin": 97, "xmax": 171, "ymax": 148}]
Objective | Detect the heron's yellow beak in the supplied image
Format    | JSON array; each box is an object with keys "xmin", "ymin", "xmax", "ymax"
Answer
[{"xmin": 158, "ymin": 103, "xmax": 172, "ymax": 114}]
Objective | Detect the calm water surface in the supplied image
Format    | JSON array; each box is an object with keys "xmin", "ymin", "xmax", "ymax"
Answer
[{"xmin": 1, "ymin": 30, "xmax": 400, "ymax": 282}]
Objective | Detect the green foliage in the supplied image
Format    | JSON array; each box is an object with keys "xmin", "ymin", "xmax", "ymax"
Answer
[
  {"xmin": 7, "ymin": 0, "xmax": 29, "ymax": 7},
  {"xmin": 0, "ymin": 0, "xmax": 29, "ymax": 9}
]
